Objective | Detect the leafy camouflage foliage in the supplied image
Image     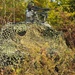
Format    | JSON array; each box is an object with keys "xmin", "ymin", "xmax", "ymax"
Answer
[
  {"xmin": 0, "ymin": 0, "xmax": 75, "ymax": 75},
  {"xmin": 0, "ymin": 24, "xmax": 75, "ymax": 75}
]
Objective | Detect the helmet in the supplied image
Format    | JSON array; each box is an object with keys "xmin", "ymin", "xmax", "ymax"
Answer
[{"xmin": 28, "ymin": 1, "xmax": 34, "ymax": 8}]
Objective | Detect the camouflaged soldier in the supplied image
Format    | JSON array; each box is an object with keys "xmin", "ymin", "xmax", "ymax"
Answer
[{"xmin": 25, "ymin": 1, "xmax": 35, "ymax": 24}]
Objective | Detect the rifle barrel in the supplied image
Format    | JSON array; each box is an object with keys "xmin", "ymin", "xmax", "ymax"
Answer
[{"xmin": 32, "ymin": 6, "xmax": 50, "ymax": 11}]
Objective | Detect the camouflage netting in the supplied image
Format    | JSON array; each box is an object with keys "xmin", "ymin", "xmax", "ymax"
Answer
[
  {"xmin": 0, "ymin": 23, "xmax": 75, "ymax": 75},
  {"xmin": 0, "ymin": 24, "xmax": 26, "ymax": 68}
]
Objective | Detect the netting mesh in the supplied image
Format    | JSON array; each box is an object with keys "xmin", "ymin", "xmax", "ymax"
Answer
[
  {"xmin": 0, "ymin": 23, "xmax": 26, "ymax": 67},
  {"xmin": 1, "ymin": 26, "xmax": 14, "ymax": 39}
]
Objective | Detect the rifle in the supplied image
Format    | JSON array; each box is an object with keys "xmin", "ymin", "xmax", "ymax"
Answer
[
  {"xmin": 26, "ymin": 6, "xmax": 50, "ymax": 23},
  {"xmin": 32, "ymin": 6, "xmax": 50, "ymax": 22},
  {"xmin": 31, "ymin": 6, "xmax": 50, "ymax": 11}
]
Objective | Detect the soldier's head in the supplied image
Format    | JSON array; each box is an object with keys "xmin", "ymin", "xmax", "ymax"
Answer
[{"xmin": 27, "ymin": 1, "xmax": 34, "ymax": 9}]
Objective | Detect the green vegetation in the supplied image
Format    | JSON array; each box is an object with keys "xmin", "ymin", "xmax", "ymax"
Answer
[
  {"xmin": 0, "ymin": 0, "xmax": 75, "ymax": 26},
  {"xmin": 0, "ymin": 0, "xmax": 75, "ymax": 75}
]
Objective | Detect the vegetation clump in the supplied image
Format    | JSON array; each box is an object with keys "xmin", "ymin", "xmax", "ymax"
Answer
[{"xmin": 0, "ymin": 24, "xmax": 74, "ymax": 75}]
